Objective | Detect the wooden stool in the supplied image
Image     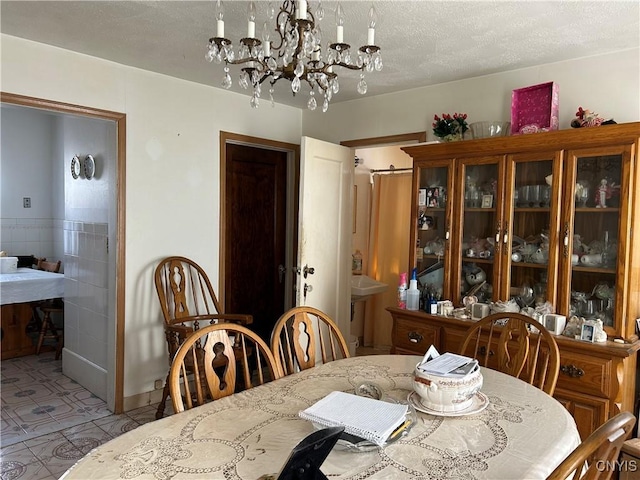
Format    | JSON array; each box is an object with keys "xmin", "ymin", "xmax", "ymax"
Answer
[{"xmin": 36, "ymin": 300, "xmax": 64, "ymax": 360}]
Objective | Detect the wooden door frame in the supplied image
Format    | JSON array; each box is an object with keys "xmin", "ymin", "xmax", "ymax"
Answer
[
  {"xmin": 219, "ymin": 132, "xmax": 300, "ymax": 309},
  {"xmin": 0, "ymin": 92, "xmax": 126, "ymax": 414}
]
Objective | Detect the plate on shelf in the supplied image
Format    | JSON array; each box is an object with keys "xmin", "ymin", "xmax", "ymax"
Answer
[
  {"xmin": 84, "ymin": 154, "xmax": 95, "ymax": 179},
  {"xmin": 407, "ymin": 391, "xmax": 489, "ymax": 417},
  {"xmin": 71, "ymin": 155, "xmax": 81, "ymax": 179}
]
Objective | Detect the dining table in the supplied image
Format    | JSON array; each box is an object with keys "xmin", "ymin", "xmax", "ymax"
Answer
[
  {"xmin": 0, "ymin": 267, "xmax": 65, "ymax": 359},
  {"xmin": 0, "ymin": 267, "xmax": 65, "ymax": 305},
  {"xmin": 60, "ymin": 354, "xmax": 581, "ymax": 480}
]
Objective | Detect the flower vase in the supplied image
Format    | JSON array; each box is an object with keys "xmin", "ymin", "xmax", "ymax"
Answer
[{"xmin": 439, "ymin": 132, "xmax": 463, "ymax": 142}]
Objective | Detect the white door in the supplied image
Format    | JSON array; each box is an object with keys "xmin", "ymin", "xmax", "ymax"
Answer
[{"xmin": 297, "ymin": 137, "xmax": 353, "ymax": 339}]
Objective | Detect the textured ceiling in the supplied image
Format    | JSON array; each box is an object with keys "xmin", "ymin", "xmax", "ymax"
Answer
[{"xmin": 1, "ymin": 1, "xmax": 639, "ymax": 110}]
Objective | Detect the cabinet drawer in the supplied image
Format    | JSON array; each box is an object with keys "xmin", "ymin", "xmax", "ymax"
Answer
[
  {"xmin": 557, "ymin": 351, "xmax": 611, "ymax": 398},
  {"xmin": 393, "ymin": 318, "xmax": 439, "ymax": 354}
]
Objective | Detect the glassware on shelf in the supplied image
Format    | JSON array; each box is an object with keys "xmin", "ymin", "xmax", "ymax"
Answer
[
  {"xmin": 570, "ymin": 291, "xmax": 588, "ymax": 317},
  {"xmin": 518, "ymin": 185, "xmax": 530, "ymax": 207},
  {"xmin": 465, "ymin": 183, "xmax": 480, "ymax": 208},
  {"xmin": 541, "ymin": 185, "xmax": 551, "ymax": 207},
  {"xmin": 600, "ymin": 231, "xmax": 617, "ymax": 268},
  {"xmin": 600, "ymin": 298, "xmax": 614, "ymax": 327},
  {"xmin": 583, "ymin": 298, "xmax": 602, "ymax": 320},
  {"xmin": 529, "ymin": 185, "xmax": 541, "ymax": 207},
  {"xmin": 575, "ymin": 181, "xmax": 589, "ymax": 207},
  {"xmin": 519, "ymin": 243, "xmax": 537, "ymax": 263}
]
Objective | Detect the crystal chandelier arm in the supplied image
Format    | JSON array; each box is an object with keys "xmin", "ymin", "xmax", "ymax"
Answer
[
  {"xmin": 328, "ymin": 62, "xmax": 365, "ymax": 72},
  {"xmin": 270, "ymin": 2, "xmax": 292, "ymax": 52}
]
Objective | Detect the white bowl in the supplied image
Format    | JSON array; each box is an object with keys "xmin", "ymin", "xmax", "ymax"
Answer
[
  {"xmin": 413, "ymin": 363, "xmax": 483, "ymax": 413},
  {"xmin": 470, "ymin": 121, "xmax": 511, "ymax": 139}
]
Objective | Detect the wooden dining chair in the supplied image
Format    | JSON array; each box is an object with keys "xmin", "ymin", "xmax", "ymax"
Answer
[
  {"xmin": 33, "ymin": 259, "xmax": 64, "ymax": 359},
  {"xmin": 154, "ymin": 256, "xmax": 253, "ymax": 418},
  {"xmin": 270, "ymin": 306, "xmax": 350, "ymax": 376},
  {"xmin": 169, "ymin": 323, "xmax": 282, "ymax": 413},
  {"xmin": 459, "ymin": 312, "xmax": 560, "ymax": 396},
  {"xmin": 547, "ymin": 411, "xmax": 636, "ymax": 480}
]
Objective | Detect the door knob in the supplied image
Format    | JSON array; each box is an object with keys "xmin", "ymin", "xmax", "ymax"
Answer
[{"xmin": 303, "ymin": 265, "xmax": 315, "ymax": 278}]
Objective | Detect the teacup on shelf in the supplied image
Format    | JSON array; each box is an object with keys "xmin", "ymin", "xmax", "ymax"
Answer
[{"xmin": 580, "ymin": 253, "xmax": 602, "ymax": 266}]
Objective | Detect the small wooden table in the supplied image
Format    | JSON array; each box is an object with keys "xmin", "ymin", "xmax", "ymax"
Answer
[{"xmin": 1, "ymin": 267, "xmax": 64, "ymax": 359}]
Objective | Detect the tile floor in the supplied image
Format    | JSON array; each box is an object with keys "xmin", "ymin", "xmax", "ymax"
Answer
[
  {"xmin": 1, "ymin": 353, "xmax": 171, "ymax": 479},
  {"xmin": 0, "ymin": 345, "xmax": 389, "ymax": 479}
]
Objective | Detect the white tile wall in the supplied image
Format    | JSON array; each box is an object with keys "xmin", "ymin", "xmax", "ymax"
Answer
[
  {"xmin": 0, "ymin": 217, "xmax": 63, "ymax": 265},
  {"xmin": 63, "ymin": 221, "xmax": 108, "ymax": 370}
]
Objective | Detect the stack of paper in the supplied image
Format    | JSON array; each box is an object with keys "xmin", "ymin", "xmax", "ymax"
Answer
[
  {"xmin": 299, "ymin": 391, "xmax": 408, "ymax": 446},
  {"xmin": 417, "ymin": 346, "xmax": 478, "ymax": 377}
]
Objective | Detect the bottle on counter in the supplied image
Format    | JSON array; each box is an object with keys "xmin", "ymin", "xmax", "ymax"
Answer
[
  {"xmin": 428, "ymin": 291, "xmax": 438, "ymax": 315},
  {"xmin": 352, "ymin": 250, "xmax": 363, "ymax": 275},
  {"xmin": 406, "ymin": 269, "xmax": 420, "ymax": 311},
  {"xmin": 397, "ymin": 272, "xmax": 408, "ymax": 309}
]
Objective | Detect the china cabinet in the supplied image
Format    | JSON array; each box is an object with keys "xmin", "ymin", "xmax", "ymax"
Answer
[
  {"xmin": 403, "ymin": 122, "xmax": 640, "ymax": 340},
  {"xmin": 391, "ymin": 122, "xmax": 640, "ymax": 439}
]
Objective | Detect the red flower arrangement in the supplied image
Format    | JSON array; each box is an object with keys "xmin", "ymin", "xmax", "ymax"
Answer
[{"xmin": 432, "ymin": 113, "xmax": 469, "ymax": 140}]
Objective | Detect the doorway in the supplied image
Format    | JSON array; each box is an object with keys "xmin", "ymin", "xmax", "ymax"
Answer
[
  {"xmin": 0, "ymin": 92, "xmax": 125, "ymax": 414},
  {"xmin": 220, "ymin": 133, "xmax": 299, "ymax": 342}
]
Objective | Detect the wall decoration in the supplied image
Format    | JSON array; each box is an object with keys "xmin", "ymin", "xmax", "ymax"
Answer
[
  {"xmin": 71, "ymin": 155, "xmax": 81, "ymax": 179},
  {"xmin": 84, "ymin": 154, "xmax": 95, "ymax": 179}
]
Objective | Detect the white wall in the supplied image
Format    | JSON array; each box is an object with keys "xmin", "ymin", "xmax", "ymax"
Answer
[
  {"xmin": 0, "ymin": 106, "xmax": 58, "ymax": 260},
  {"xmin": 302, "ymin": 49, "xmax": 640, "ymax": 143},
  {"xmin": 1, "ymin": 34, "xmax": 303, "ymax": 404}
]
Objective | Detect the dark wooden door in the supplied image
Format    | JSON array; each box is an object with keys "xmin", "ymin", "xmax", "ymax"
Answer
[{"xmin": 225, "ymin": 143, "xmax": 288, "ymax": 342}]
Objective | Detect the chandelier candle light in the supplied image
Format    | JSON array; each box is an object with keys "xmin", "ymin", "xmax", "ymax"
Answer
[{"xmin": 206, "ymin": 1, "xmax": 383, "ymax": 111}]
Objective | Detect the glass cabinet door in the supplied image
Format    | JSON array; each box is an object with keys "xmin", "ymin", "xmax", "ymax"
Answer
[
  {"xmin": 561, "ymin": 147, "xmax": 632, "ymax": 337},
  {"xmin": 452, "ymin": 156, "xmax": 504, "ymax": 305},
  {"xmin": 503, "ymin": 153, "xmax": 561, "ymax": 309},
  {"xmin": 412, "ymin": 161, "xmax": 453, "ymax": 304}
]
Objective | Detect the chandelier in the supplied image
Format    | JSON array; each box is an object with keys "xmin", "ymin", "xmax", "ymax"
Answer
[{"xmin": 206, "ymin": 1, "xmax": 382, "ymax": 111}]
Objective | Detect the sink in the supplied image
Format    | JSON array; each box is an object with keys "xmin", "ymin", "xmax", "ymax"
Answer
[{"xmin": 351, "ymin": 275, "xmax": 388, "ymax": 301}]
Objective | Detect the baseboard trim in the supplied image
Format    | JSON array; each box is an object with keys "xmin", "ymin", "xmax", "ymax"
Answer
[
  {"xmin": 123, "ymin": 387, "xmax": 164, "ymax": 412},
  {"xmin": 62, "ymin": 349, "xmax": 107, "ymax": 401}
]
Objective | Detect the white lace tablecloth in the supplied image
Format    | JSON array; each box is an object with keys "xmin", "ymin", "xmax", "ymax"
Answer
[
  {"xmin": 61, "ymin": 355, "xmax": 580, "ymax": 480},
  {"xmin": 0, "ymin": 267, "xmax": 64, "ymax": 305}
]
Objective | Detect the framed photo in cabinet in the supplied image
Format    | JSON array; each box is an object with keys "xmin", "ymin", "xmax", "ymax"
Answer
[
  {"xmin": 580, "ymin": 322, "xmax": 595, "ymax": 343},
  {"xmin": 481, "ymin": 194, "xmax": 493, "ymax": 208}
]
